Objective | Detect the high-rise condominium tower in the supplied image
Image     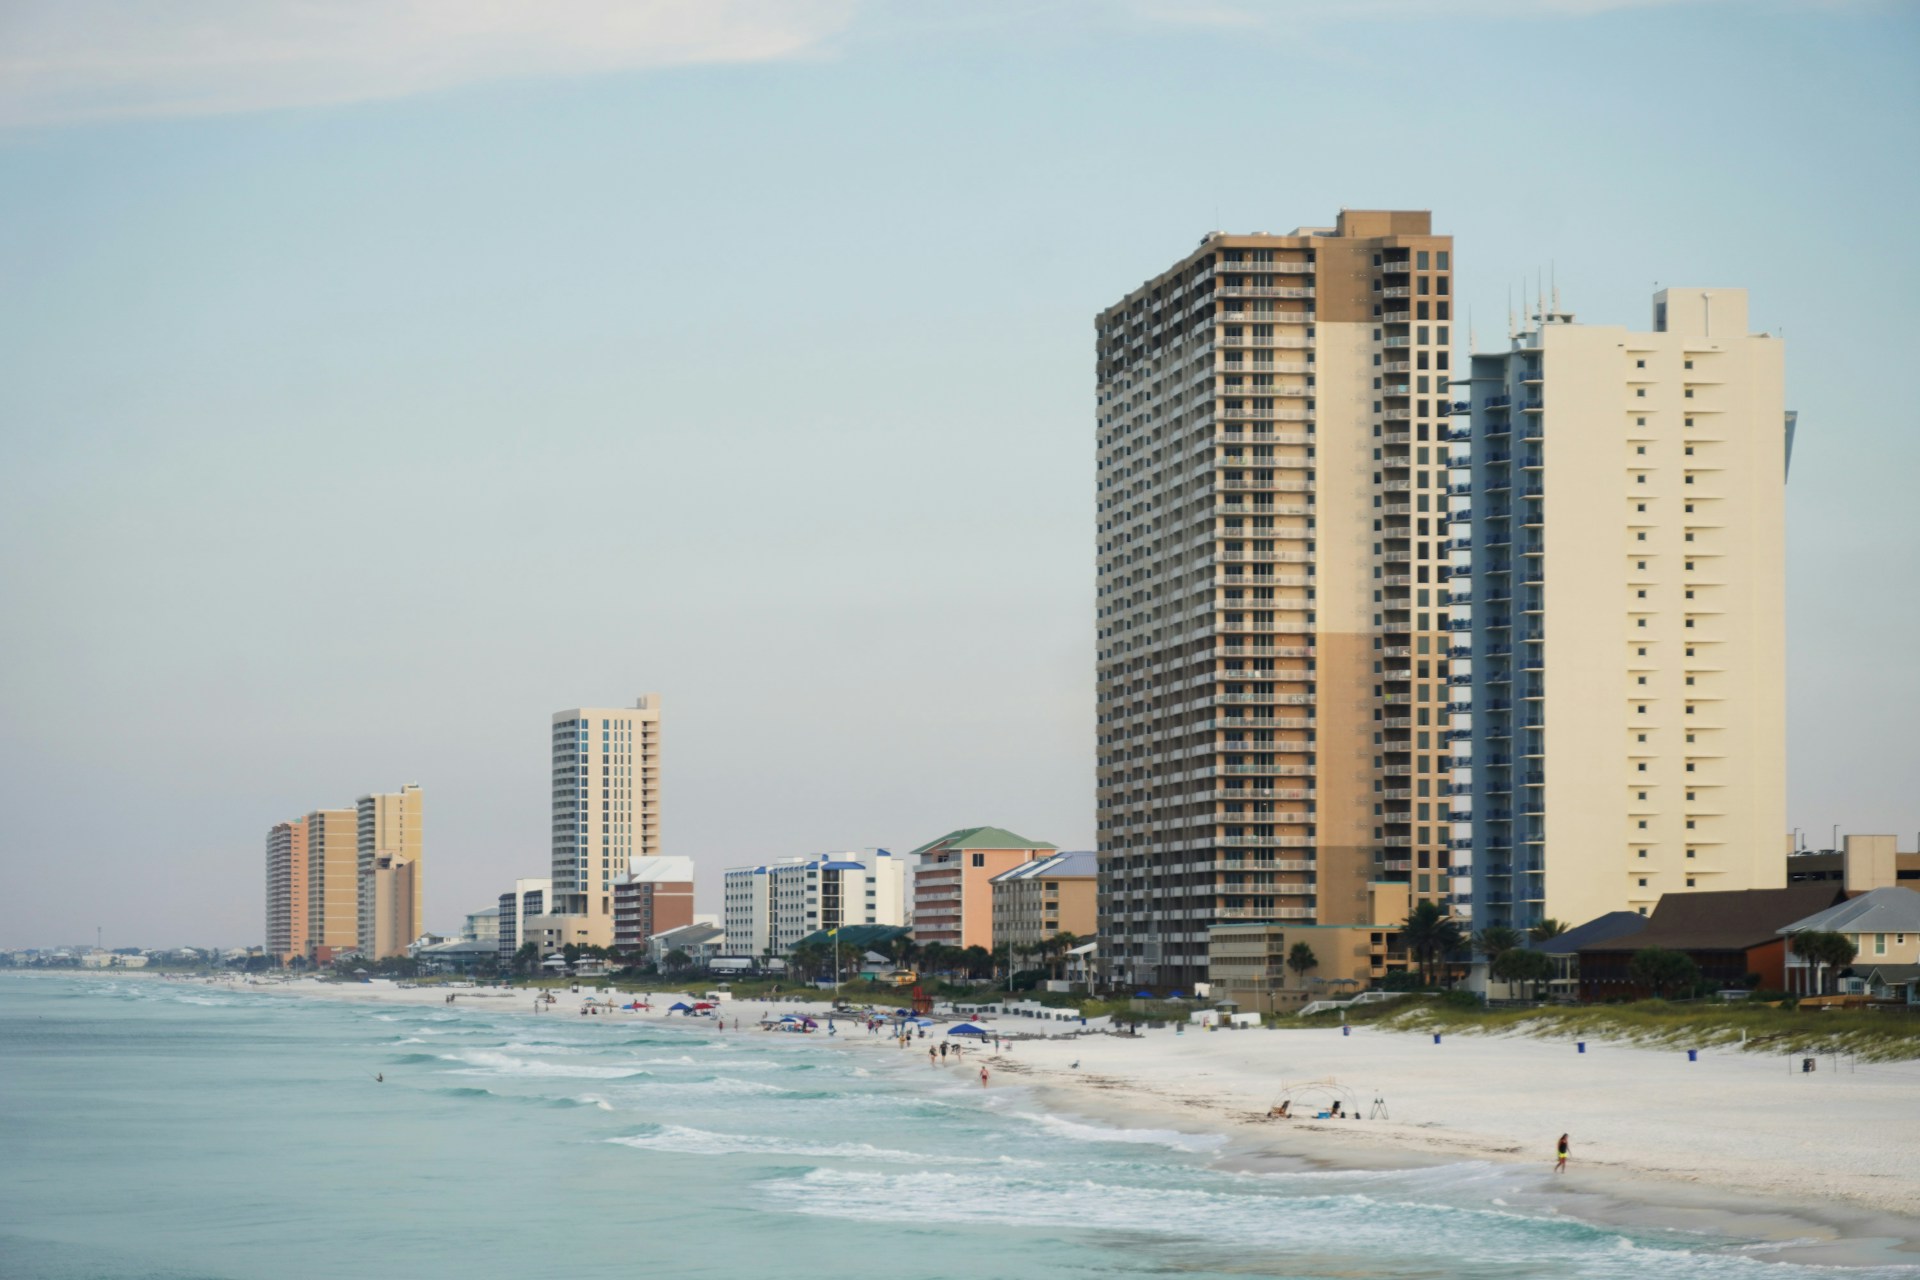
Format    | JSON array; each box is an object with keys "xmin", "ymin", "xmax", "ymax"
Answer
[
  {"xmin": 1096, "ymin": 211, "xmax": 1457, "ymax": 989},
  {"xmin": 265, "ymin": 818, "xmax": 308, "ymax": 963},
  {"xmin": 550, "ymin": 696, "xmax": 661, "ymax": 946},
  {"xmin": 1453, "ymin": 288, "xmax": 1788, "ymax": 930},
  {"xmin": 304, "ymin": 807, "xmax": 358, "ymax": 963},
  {"xmin": 357, "ymin": 783, "xmax": 423, "ymax": 959}
]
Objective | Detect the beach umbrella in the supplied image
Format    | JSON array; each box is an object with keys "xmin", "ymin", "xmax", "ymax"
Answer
[
  {"xmin": 946, "ymin": 1022, "xmax": 989, "ymax": 1036},
  {"xmin": 908, "ymin": 1016, "xmax": 934, "ymax": 1026},
  {"xmin": 1134, "ymin": 990, "xmax": 1151, "ymax": 998},
  {"xmin": 1170, "ymin": 990, "xmax": 1186, "ymax": 999},
  {"xmin": 668, "ymin": 1001, "xmax": 693, "ymax": 1012},
  {"xmin": 692, "ymin": 1002, "xmax": 715, "ymax": 1010}
]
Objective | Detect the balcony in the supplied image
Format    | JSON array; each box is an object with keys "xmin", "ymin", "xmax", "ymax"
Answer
[{"xmin": 1216, "ymin": 906, "xmax": 1315, "ymax": 920}]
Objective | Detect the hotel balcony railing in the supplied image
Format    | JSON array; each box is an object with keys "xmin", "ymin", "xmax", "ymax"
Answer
[
  {"xmin": 1216, "ymin": 285, "xmax": 1315, "ymax": 299},
  {"xmin": 1382, "ymin": 310, "xmax": 1412, "ymax": 323},
  {"xmin": 1216, "ymin": 906, "xmax": 1315, "ymax": 920}
]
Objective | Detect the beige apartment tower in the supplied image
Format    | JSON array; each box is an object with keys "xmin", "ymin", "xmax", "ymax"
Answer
[
  {"xmin": 304, "ymin": 807, "xmax": 359, "ymax": 963},
  {"xmin": 1097, "ymin": 211, "xmax": 1456, "ymax": 989},
  {"xmin": 547, "ymin": 697, "xmax": 662, "ymax": 948},
  {"xmin": 265, "ymin": 818, "xmax": 308, "ymax": 963},
  {"xmin": 357, "ymin": 784, "xmax": 423, "ymax": 960},
  {"xmin": 1456, "ymin": 289, "xmax": 1789, "ymax": 930}
]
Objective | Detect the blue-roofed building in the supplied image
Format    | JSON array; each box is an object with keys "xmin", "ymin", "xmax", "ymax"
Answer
[
  {"xmin": 721, "ymin": 848, "xmax": 906, "ymax": 957},
  {"xmin": 989, "ymin": 850, "xmax": 1098, "ymax": 953}
]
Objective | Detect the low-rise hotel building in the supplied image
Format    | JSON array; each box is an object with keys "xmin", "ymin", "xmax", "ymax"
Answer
[
  {"xmin": 912, "ymin": 827, "xmax": 1055, "ymax": 951},
  {"xmin": 989, "ymin": 850, "xmax": 1098, "ymax": 954},
  {"xmin": 613, "ymin": 856, "xmax": 695, "ymax": 954}
]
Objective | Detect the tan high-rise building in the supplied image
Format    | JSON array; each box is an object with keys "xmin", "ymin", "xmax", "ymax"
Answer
[
  {"xmin": 1455, "ymin": 288, "xmax": 1788, "ymax": 930},
  {"xmin": 304, "ymin": 807, "xmax": 359, "ymax": 963},
  {"xmin": 357, "ymin": 783, "xmax": 423, "ymax": 959},
  {"xmin": 548, "ymin": 697, "xmax": 661, "ymax": 947},
  {"xmin": 265, "ymin": 818, "xmax": 308, "ymax": 963},
  {"xmin": 1096, "ymin": 211, "xmax": 1456, "ymax": 989}
]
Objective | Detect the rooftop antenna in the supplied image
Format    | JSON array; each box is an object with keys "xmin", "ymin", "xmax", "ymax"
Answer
[
  {"xmin": 1550, "ymin": 261, "xmax": 1559, "ymax": 315},
  {"xmin": 1506, "ymin": 286, "xmax": 1515, "ymax": 341}
]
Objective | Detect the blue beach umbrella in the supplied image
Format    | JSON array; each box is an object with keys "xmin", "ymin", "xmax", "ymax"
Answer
[
  {"xmin": 668, "ymin": 1001, "xmax": 693, "ymax": 1012},
  {"xmin": 946, "ymin": 1023, "xmax": 989, "ymax": 1037}
]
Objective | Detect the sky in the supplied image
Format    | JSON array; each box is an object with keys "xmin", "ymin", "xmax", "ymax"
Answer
[{"xmin": 1, "ymin": 0, "xmax": 1915, "ymax": 948}]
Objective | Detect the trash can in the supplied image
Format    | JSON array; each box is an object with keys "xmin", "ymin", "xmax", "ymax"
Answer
[
  {"xmin": 1432, "ymin": 1033, "xmax": 1442, "ymax": 1045},
  {"xmin": 1342, "ymin": 1025, "xmax": 1351, "ymax": 1037},
  {"xmin": 1687, "ymin": 1049, "xmax": 1698, "ymax": 1062},
  {"xmin": 1802, "ymin": 1057, "xmax": 1816, "ymax": 1073},
  {"xmin": 1577, "ymin": 1042, "xmax": 1586, "ymax": 1054}
]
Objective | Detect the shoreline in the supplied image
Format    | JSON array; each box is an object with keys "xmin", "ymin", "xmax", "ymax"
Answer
[{"xmin": 126, "ymin": 973, "xmax": 1920, "ymax": 1266}]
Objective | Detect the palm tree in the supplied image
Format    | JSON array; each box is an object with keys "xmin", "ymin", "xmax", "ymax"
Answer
[
  {"xmin": 1046, "ymin": 931, "xmax": 1080, "ymax": 981},
  {"xmin": 1401, "ymin": 902, "xmax": 1464, "ymax": 987},
  {"xmin": 1285, "ymin": 942, "xmax": 1318, "ymax": 987},
  {"xmin": 1492, "ymin": 946, "xmax": 1553, "ymax": 1000},
  {"xmin": 663, "ymin": 949, "xmax": 691, "ymax": 977},
  {"xmin": 1528, "ymin": 918, "xmax": 1569, "ymax": 944},
  {"xmin": 1789, "ymin": 930, "xmax": 1858, "ymax": 996},
  {"xmin": 1472, "ymin": 926, "xmax": 1523, "ymax": 963}
]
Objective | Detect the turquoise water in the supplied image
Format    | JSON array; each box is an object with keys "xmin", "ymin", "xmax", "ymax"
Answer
[{"xmin": 0, "ymin": 974, "xmax": 1909, "ymax": 1280}]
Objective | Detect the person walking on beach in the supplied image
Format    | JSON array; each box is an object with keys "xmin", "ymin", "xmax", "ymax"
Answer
[
  {"xmin": 979, "ymin": 1064, "xmax": 989, "ymax": 1086},
  {"xmin": 1555, "ymin": 1134, "xmax": 1569, "ymax": 1173}
]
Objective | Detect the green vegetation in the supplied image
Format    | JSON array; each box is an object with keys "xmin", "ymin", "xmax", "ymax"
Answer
[{"xmin": 1289, "ymin": 994, "xmax": 1920, "ymax": 1062}]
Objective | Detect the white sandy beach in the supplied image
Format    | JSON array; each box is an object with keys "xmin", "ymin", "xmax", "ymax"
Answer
[{"xmin": 188, "ymin": 974, "xmax": 1920, "ymax": 1253}]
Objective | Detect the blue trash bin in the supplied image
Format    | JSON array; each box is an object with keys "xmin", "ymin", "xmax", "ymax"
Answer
[
  {"xmin": 1342, "ymin": 1025, "xmax": 1351, "ymax": 1037},
  {"xmin": 1687, "ymin": 1049, "xmax": 1698, "ymax": 1062},
  {"xmin": 1577, "ymin": 1042, "xmax": 1586, "ymax": 1053},
  {"xmin": 1432, "ymin": 1033, "xmax": 1442, "ymax": 1045}
]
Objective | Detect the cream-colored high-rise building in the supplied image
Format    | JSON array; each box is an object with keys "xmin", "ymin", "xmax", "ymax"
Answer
[
  {"xmin": 265, "ymin": 818, "xmax": 308, "ymax": 963},
  {"xmin": 357, "ymin": 783, "xmax": 423, "ymax": 959},
  {"xmin": 546, "ymin": 697, "xmax": 661, "ymax": 947},
  {"xmin": 304, "ymin": 807, "xmax": 359, "ymax": 963},
  {"xmin": 1097, "ymin": 211, "xmax": 1457, "ymax": 989},
  {"xmin": 1454, "ymin": 288, "xmax": 1788, "ymax": 930}
]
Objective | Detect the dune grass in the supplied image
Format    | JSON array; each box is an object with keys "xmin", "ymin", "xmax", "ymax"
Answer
[{"xmin": 1289, "ymin": 996, "xmax": 1920, "ymax": 1063}]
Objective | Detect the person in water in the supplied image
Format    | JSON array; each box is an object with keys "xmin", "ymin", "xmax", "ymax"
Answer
[{"xmin": 1555, "ymin": 1134, "xmax": 1570, "ymax": 1173}]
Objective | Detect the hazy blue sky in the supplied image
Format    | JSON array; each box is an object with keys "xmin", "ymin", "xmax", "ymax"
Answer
[{"xmin": 2, "ymin": 0, "xmax": 1915, "ymax": 948}]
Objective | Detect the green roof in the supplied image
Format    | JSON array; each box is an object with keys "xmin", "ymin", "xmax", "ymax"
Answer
[
  {"xmin": 908, "ymin": 826, "xmax": 1057, "ymax": 858},
  {"xmin": 790, "ymin": 924, "xmax": 912, "ymax": 951}
]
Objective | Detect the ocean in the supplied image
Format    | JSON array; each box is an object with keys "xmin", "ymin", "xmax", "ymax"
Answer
[{"xmin": 1, "ymin": 974, "xmax": 1911, "ymax": 1280}]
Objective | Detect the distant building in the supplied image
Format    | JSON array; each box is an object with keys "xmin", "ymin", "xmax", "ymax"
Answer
[
  {"xmin": 648, "ymin": 923, "xmax": 727, "ymax": 970},
  {"xmin": 364, "ymin": 850, "xmax": 419, "ymax": 963},
  {"xmin": 1576, "ymin": 884, "xmax": 1844, "ymax": 999},
  {"xmin": 304, "ymin": 808, "xmax": 359, "ymax": 964},
  {"xmin": 549, "ymin": 697, "xmax": 662, "ymax": 948},
  {"xmin": 723, "ymin": 849, "xmax": 906, "ymax": 957},
  {"xmin": 911, "ymin": 827, "xmax": 1055, "ymax": 951},
  {"xmin": 265, "ymin": 817, "xmax": 309, "ymax": 963},
  {"xmin": 414, "ymin": 937, "xmax": 497, "ymax": 973},
  {"xmin": 497, "ymin": 877, "xmax": 550, "ymax": 963},
  {"xmin": 356, "ymin": 784, "xmax": 423, "ymax": 960},
  {"xmin": 463, "ymin": 907, "xmax": 500, "ymax": 945},
  {"xmin": 613, "ymin": 856, "xmax": 695, "ymax": 955},
  {"xmin": 1457, "ymin": 289, "xmax": 1789, "ymax": 931},
  {"xmin": 1207, "ymin": 923, "xmax": 1384, "ymax": 1014},
  {"xmin": 1778, "ymin": 886, "xmax": 1920, "ymax": 996},
  {"xmin": 990, "ymin": 851, "xmax": 1098, "ymax": 954},
  {"xmin": 1785, "ymin": 834, "xmax": 1919, "ymax": 888}
]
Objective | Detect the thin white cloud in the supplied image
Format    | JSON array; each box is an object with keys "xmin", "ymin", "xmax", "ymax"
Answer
[
  {"xmin": 1127, "ymin": 0, "xmax": 1754, "ymax": 19},
  {"xmin": 0, "ymin": 0, "xmax": 859, "ymax": 129}
]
